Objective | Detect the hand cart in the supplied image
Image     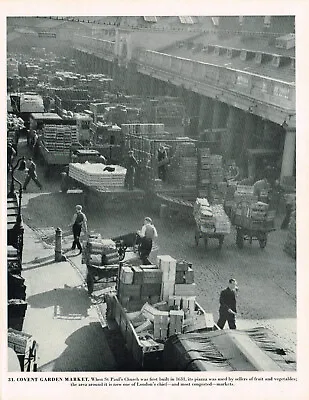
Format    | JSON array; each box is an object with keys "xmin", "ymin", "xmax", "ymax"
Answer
[
  {"xmin": 86, "ymin": 263, "xmax": 119, "ymax": 295},
  {"xmin": 194, "ymin": 222, "xmax": 226, "ymax": 250},
  {"xmin": 232, "ymin": 202, "xmax": 276, "ymax": 249}
]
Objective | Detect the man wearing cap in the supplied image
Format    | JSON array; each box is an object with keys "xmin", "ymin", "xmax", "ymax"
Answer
[
  {"xmin": 217, "ymin": 278, "xmax": 238, "ymax": 330},
  {"xmin": 70, "ymin": 205, "xmax": 88, "ymax": 254},
  {"xmin": 138, "ymin": 217, "xmax": 158, "ymax": 263}
]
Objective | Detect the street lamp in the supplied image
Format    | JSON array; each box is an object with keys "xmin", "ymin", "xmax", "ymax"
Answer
[{"xmin": 8, "ymin": 157, "xmax": 26, "ymax": 263}]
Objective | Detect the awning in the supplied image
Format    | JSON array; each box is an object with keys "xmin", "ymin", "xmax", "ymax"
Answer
[{"xmin": 163, "ymin": 328, "xmax": 296, "ymax": 371}]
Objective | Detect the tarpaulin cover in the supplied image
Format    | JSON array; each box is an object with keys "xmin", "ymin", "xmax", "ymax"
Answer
[{"xmin": 163, "ymin": 328, "xmax": 296, "ymax": 371}]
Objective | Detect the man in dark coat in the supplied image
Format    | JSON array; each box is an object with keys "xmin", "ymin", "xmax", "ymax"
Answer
[{"xmin": 217, "ymin": 278, "xmax": 238, "ymax": 330}]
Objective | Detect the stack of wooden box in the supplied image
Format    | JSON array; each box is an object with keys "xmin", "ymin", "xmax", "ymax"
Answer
[
  {"xmin": 121, "ymin": 123, "xmax": 164, "ymax": 136},
  {"xmin": 157, "ymin": 255, "xmax": 176, "ymax": 302},
  {"xmin": 177, "ymin": 157, "xmax": 198, "ymax": 190},
  {"xmin": 198, "ymin": 150, "xmax": 225, "ymax": 199},
  {"xmin": 83, "ymin": 237, "xmax": 119, "ymax": 266},
  {"xmin": 118, "ymin": 265, "xmax": 163, "ymax": 312},
  {"xmin": 284, "ymin": 210, "xmax": 296, "ymax": 259},
  {"xmin": 211, "ymin": 204, "xmax": 231, "ymax": 234},
  {"xmin": 43, "ymin": 124, "xmax": 78, "ymax": 153},
  {"xmin": 193, "ymin": 198, "xmax": 216, "ymax": 233}
]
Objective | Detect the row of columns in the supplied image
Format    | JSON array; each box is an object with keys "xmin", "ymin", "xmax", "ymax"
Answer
[{"xmin": 73, "ymin": 50, "xmax": 296, "ymax": 182}]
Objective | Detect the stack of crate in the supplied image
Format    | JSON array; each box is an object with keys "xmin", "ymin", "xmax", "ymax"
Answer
[
  {"xmin": 121, "ymin": 123, "xmax": 164, "ymax": 136},
  {"xmin": 43, "ymin": 124, "xmax": 78, "ymax": 153},
  {"xmin": 177, "ymin": 157, "xmax": 198, "ymax": 190},
  {"xmin": 118, "ymin": 265, "xmax": 163, "ymax": 312},
  {"xmin": 83, "ymin": 237, "xmax": 119, "ymax": 266},
  {"xmin": 157, "ymin": 255, "xmax": 176, "ymax": 302},
  {"xmin": 284, "ymin": 210, "xmax": 296, "ymax": 259},
  {"xmin": 198, "ymin": 150, "xmax": 224, "ymax": 199}
]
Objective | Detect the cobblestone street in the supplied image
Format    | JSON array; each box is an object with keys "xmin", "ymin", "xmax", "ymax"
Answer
[{"xmin": 15, "ymin": 141, "xmax": 296, "ymax": 354}]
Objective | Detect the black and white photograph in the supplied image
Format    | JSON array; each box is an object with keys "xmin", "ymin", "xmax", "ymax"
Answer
[{"xmin": 3, "ymin": 6, "xmax": 305, "ymax": 395}]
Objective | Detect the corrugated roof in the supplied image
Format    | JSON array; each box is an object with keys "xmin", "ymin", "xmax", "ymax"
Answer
[{"xmin": 35, "ymin": 19, "xmax": 67, "ymax": 29}]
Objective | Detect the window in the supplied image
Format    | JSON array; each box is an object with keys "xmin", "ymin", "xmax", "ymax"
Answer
[{"xmin": 179, "ymin": 16, "xmax": 195, "ymax": 24}]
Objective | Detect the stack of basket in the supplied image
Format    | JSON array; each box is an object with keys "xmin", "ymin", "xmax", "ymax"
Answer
[{"xmin": 284, "ymin": 210, "xmax": 296, "ymax": 259}]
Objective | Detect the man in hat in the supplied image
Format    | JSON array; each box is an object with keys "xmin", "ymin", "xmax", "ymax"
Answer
[
  {"xmin": 70, "ymin": 205, "xmax": 88, "ymax": 254},
  {"xmin": 124, "ymin": 150, "xmax": 139, "ymax": 190},
  {"xmin": 217, "ymin": 278, "xmax": 238, "ymax": 330}
]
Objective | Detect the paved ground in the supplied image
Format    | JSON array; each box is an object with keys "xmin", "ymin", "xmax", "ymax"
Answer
[
  {"xmin": 21, "ymin": 224, "xmax": 137, "ymax": 372},
  {"xmin": 12, "ymin": 139, "xmax": 296, "ymax": 367}
]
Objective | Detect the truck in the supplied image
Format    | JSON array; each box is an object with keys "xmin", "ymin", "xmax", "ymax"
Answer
[
  {"xmin": 37, "ymin": 119, "xmax": 81, "ymax": 177},
  {"xmin": 60, "ymin": 150, "xmax": 145, "ymax": 207}
]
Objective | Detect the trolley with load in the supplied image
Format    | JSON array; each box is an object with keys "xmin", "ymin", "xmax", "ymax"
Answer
[
  {"xmin": 227, "ymin": 185, "xmax": 275, "ymax": 249},
  {"xmin": 232, "ymin": 201, "xmax": 276, "ymax": 249},
  {"xmin": 82, "ymin": 235, "xmax": 121, "ymax": 295},
  {"xmin": 193, "ymin": 198, "xmax": 231, "ymax": 249}
]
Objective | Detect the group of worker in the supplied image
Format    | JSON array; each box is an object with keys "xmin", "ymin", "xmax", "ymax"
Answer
[{"xmin": 69, "ymin": 204, "xmax": 157, "ymax": 263}]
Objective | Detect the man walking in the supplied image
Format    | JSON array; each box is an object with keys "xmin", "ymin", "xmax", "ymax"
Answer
[
  {"xmin": 217, "ymin": 278, "xmax": 238, "ymax": 330},
  {"xmin": 23, "ymin": 158, "xmax": 42, "ymax": 190},
  {"xmin": 70, "ymin": 205, "xmax": 88, "ymax": 254},
  {"xmin": 124, "ymin": 150, "xmax": 139, "ymax": 190}
]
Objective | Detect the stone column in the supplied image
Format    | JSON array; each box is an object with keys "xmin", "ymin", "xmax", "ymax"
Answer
[
  {"xmin": 198, "ymin": 96, "xmax": 214, "ymax": 131},
  {"xmin": 280, "ymin": 128, "xmax": 296, "ymax": 182},
  {"xmin": 222, "ymin": 106, "xmax": 239, "ymax": 163},
  {"xmin": 212, "ymin": 100, "xmax": 224, "ymax": 129}
]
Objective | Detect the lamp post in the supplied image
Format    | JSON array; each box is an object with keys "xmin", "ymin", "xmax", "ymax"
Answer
[{"xmin": 8, "ymin": 157, "xmax": 26, "ymax": 264}]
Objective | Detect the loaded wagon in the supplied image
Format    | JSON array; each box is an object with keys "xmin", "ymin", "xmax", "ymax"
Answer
[{"xmin": 231, "ymin": 201, "xmax": 276, "ymax": 249}]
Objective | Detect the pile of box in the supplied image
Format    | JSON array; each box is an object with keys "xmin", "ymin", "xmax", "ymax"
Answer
[
  {"xmin": 43, "ymin": 124, "xmax": 78, "ymax": 153},
  {"xmin": 198, "ymin": 149, "xmax": 225, "ymax": 201},
  {"xmin": 284, "ymin": 210, "xmax": 296, "ymax": 259},
  {"xmin": 233, "ymin": 201, "xmax": 270, "ymax": 229},
  {"xmin": 118, "ymin": 256, "xmax": 209, "ymax": 341},
  {"xmin": 176, "ymin": 156, "xmax": 198, "ymax": 190},
  {"xmin": 193, "ymin": 198, "xmax": 231, "ymax": 234},
  {"xmin": 83, "ymin": 236, "xmax": 119, "ymax": 266},
  {"xmin": 68, "ymin": 163, "xmax": 127, "ymax": 190},
  {"xmin": 121, "ymin": 123, "xmax": 165, "ymax": 136}
]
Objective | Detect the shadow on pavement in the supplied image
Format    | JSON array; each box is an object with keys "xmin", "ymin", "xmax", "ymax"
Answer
[
  {"xmin": 48, "ymin": 322, "xmax": 118, "ymax": 372},
  {"xmin": 27, "ymin": 285, "xmax": 91, "ymax": 319}
]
